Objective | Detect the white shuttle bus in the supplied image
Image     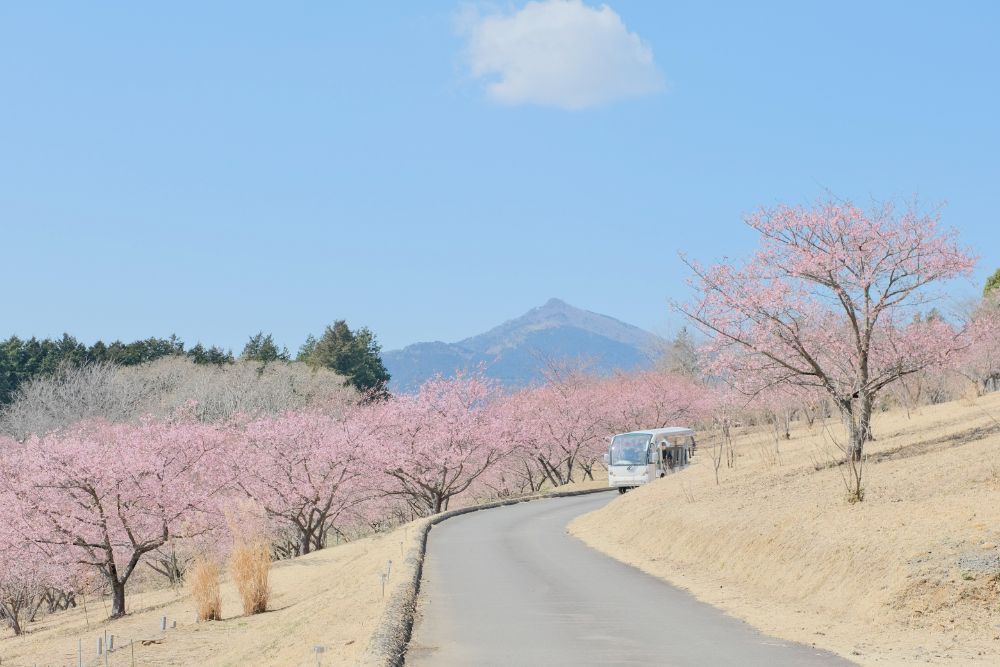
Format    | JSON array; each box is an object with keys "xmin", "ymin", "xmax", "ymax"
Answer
[{"xmin": 604, "ymin": 427, "xmax": 695, "ymax": 494}]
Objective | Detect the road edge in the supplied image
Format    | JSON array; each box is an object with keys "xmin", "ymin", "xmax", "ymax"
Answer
[{"xmin": 359, "ymin": 486, "xmax": 615, "ymax": 667}]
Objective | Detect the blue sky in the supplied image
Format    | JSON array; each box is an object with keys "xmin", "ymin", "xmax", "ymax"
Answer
[{"xmin": 2, "ymin": 1, "xmax": 997, "ymax": 352}]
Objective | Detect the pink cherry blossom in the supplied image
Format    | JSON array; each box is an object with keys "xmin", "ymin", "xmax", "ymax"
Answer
[
  {"xmin": 679, "ymin": 198, "xmax": 974, "ymax": 476},
  {"xmin": 0, "ymin": 418, "xmax": 228, "ymax": 618},
  {"xmin": 231, "ymin": 409, "xmax": 375, "ymax": 555},
  {"xmin": 955, "ymin": 298, "xmax": 1000, "ymax": 394},
  {"xmin": 369, "ymin": 374, "xmax": 511, "ymax": 516}
]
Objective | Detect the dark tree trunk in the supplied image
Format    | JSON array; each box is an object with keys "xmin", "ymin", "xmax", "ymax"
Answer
[
  {"xmin": 299, "ymin": 531, "xmax": 312, "ymax": 556},
  {"xmin": 853, "ymin": 394, "xmax": 874, "ymax": 460},
  {"xmin": 536, "ymin": 456, "xmax": 564, "ymax": 487},
  {"xmin": 563, "ymin": 457, "xmax": 576, "ymax": 484},
  {"xmin": 110, "ymin": 580, "xmax": 127, "ymax": 618},
  {"xmin": 4, "ymin": 608, "xmax": 23, "ymax": 636}
]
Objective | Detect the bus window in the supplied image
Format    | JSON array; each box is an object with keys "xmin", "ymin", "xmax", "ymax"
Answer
[{"xmin": 609, "ymin": 434, "xmax": 649, "ymax": 465}]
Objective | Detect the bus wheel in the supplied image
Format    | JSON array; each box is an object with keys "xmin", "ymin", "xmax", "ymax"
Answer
[{"xmin": 618, "ymin": 487, "xmax": 626, "ymax": 494}]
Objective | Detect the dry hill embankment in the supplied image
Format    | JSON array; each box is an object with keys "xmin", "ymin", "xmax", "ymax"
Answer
[
  {"xmin": 0, "ymin": 525, "xmax": 411, "ymax": 667},
  {"xmin": 570, "ymin": 393, "xmax": 1000, "ymax": 665},
  {"xmin": 0, "ymin": 480, "xmax": 604, "ymax": 667}
]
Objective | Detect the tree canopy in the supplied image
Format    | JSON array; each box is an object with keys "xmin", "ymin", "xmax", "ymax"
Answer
[
  {"xmin": 662, "ymin": 326, "xmax": 699, "ymax": 377},
  {"xmin": 299, "ymin": 321, "xmax": 391, "ymax": 397},
  {"xmin": 0, "ymin": 334, "xmax": 232, "ymax": 404},
  {"xmin": 0, "ymin": 323, "xmax": 391, "ymax": 406},
  {"xmin": 187, "ymin": 343, "xmax": 235, "ymax": 366},
  {"xmin": 240, "ymin": 332, "xmax": 289, "ymax": 363},
  {"xmin": 984, "ymin": 268, "xmax": 1000, "ymax": 296}
]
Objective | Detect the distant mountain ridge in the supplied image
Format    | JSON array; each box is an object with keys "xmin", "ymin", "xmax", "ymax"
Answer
[{"xmin": 383, "ymin": 298, "xmax": 665, "ymax": 392}]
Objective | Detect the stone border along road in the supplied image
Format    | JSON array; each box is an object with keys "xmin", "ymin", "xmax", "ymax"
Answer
[{"xmin": 359, "ymin": 486, "xmax": 613, "ymax": 666}]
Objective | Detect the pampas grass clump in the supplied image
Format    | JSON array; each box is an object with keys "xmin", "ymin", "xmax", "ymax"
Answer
[
  {"xmin": 189, "ymin": 555, "xmax": 222, "ymax": 621},
  {"xmin": 229, "ymin": 539, "xmax": 271, "ymax": 615}
]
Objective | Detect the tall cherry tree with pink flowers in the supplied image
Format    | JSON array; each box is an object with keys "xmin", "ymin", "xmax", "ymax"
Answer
[
  {"xmin": 233, "ymin": 409, "xmax": 376, "ymax": 555},
  {"xmin": 956, "ymin": 298, "xmax": 1000, "ymax": 395},
  {"xmin": 511, "ymin": 372, "xmax": 608, "ymax": 486},
  {"xmin": 680, "ymin": 200, "xmax": 974, "ymax": 499},
  {"xmin": 600, "ymin": 370, "xmax": 714, "ymax": 434},
  {"xmin": 0, "ymin": 419, "xmax": 228, "ymax": 617},
  {"xmin": 0, "ymin": 529, "xmax": 63, "ymax": 636},
  {"xmin": 373, "ymin": 375, "xmax": 509, "ymax": 516}
]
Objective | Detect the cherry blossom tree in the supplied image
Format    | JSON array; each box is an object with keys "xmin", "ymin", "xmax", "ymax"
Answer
[
  {"xmin": 508, "ymin": 373, "xmax": 608, "ymax": 486},
  {"xmin": 0, "ymin": 439, "xmax": 58, "ymax": 634},
  {"xmin": 587, "ymin": 370, "xmax": 714, "ymax": 478},
  {"xmin": 752, "ymin": 384, "xmax": 805, "ymax": 445},
  {"xmin": 0, "ymin": 533, "xmax": 56, "ymax": 636},
  {"xmin": 955, "ymin": 298, "xmax": 1000, "ymax": 395},
  {"xmin": 373, "ymin": 375, "xmax": 509, "ymax": 516},
  {"xmin": 680, "ymin": 200, "xmax": 974, "ymax": 500},
  {"xmin": 495, "ymin": 370, "xmax": 714, "ymax": 489},
  {"xmin": 476, "ymin": 395, "xmax": 550, "ymax": 497},
  {"xmin": 706, "ymin": 385, "xmax": 748, "ymax": 480},
  {"xmin": 233, "ymin": 409, "xmax": 375, "ymax": 556},
  {"xmin": 600, "ymin": 370, "xmax": 714, "ymax": 433},
  {"xmin": 0, "ymin": 419, "xmax": 227, "ymax": 618}
]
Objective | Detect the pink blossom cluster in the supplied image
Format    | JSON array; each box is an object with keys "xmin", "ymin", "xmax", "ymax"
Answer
[
  {"xmin": 955, "ymin": 300, "xmax": 1000, "ymax": 394},
  {"xmin": 680, "ymin": 199, "xmax": 974, "ymax": 454},
  {"xmin": 683, "ymin": 201, "xmax": 974, "ymax": 398},
  {"xmin": 0, "ymin": 368, "xmax": 717, "ymax": 626},
  {"xmin": 484, "ymin": 370, "xmax": 715, "ymax": 495}
]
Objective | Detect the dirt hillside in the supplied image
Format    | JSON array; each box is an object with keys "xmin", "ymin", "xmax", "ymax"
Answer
[
  {"xmin": 570, "ymin": 393, "xmax": 1000, "ymax": 665},
  {"xmin": 0, "ymin": 524, "xmax": 416, "ymax": 667},
  {"xmin": 0, "ymin": 477, "xmax": 605, "ymax": 666}
]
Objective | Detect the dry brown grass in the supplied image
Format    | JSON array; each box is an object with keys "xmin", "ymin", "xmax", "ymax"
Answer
[
  {"xmin": 0, "ymin": 477, "xmax": 608, "ymax": 666},
  {"xmin": 571, "ymin": 392, "xmax": 1000, "ymax": 665},
  {"xmin": 0, "ymin": 524, "xmax": 419, "ymax": 666},
  {"xmin": 229, "ymin": 540, "xmax": 271, "ymax": 616},
  {"xmin": 189, "ymin": 556, "xmax": 222, "ymax": 622}
]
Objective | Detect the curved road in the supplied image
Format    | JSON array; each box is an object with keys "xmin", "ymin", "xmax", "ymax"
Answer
[{"xmin": 406, "ymin": 492, "xmax": 852, "ymax": 666}]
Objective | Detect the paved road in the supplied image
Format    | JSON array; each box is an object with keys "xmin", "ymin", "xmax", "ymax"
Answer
[{"xmin": 406, "ymin": 492, "xmax": 853, "ymax": 666}]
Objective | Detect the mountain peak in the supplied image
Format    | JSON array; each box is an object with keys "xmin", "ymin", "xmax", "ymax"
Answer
[
  {"xmin": 541, "ymin": 297, "xmax": 570, "ymax": 309},
  {"xmin": 383, "ymin": 300, "xmax": 665, "ymax": 392}
]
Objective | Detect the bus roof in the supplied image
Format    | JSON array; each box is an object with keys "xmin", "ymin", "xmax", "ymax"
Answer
[{"xmin": 616, "ymin": 427, "xmax": 694, "ymax": 438}]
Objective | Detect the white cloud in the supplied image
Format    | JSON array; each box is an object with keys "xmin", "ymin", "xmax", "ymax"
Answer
[{"xmin": 460, "ymin": 0, "xmax": 664, "ymax": 110}]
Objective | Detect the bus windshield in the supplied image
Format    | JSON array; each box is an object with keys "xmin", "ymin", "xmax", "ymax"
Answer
[{"xmin": 609, "ymin": 434, "xmax": 650, "ymax": 465}]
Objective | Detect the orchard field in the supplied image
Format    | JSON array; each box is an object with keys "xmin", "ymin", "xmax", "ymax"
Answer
[{"xmin": 1, "ymin": 200, "xmax": 998, "ymax": 666}]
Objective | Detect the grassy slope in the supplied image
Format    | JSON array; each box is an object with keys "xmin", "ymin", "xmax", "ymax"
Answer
[
  {"xmin": 570, "ymin": 393, "xmax": 1000, "ymax": 666},
  {"xmin": 0, "ymin": 477, "xmax": 606, "ymax": 666},
  {"xmin": 0, "ymin": 524, "xmax": 417, "ymax": 666}
]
